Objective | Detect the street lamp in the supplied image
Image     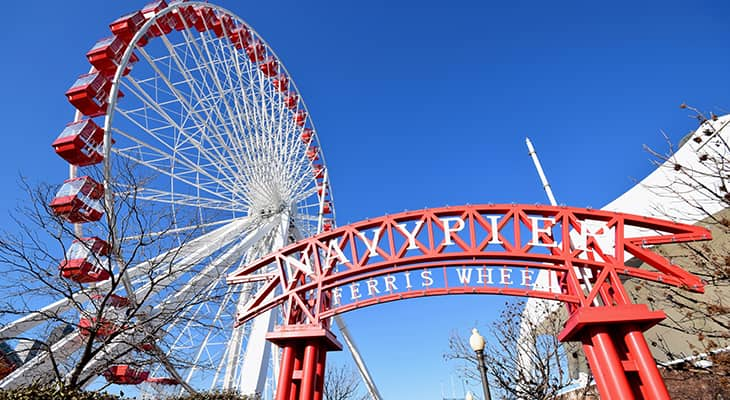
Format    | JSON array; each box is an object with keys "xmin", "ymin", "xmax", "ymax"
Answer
[{"xmin": 469, "ymin": 328, "xmax": 492, "ymax": 400}]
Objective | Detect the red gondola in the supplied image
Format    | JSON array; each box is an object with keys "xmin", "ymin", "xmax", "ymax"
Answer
[
  {"xmin": 52, "ymin": 119, "xmax": 104, "ymax": 166},
  {"xmin": 259, "ymin": 58, "xmax": 278, "ymax": 77},
  {"xmin": 322, "ymin": 201, "xmax": 332, "ymax": 215},
  {"xmin": 294, "ymin": 110, "xmax": 307, "ymax": 127},
  {"xmin": 245, "ymin": 41, "xmax": 266, "ymax": 62},
  {"xmin": 142, "ymin": 0, "xmax": 167, "ymax": 17},
  {"xmin": 312, "ymin": 164, "xmax": 325, "ymax": 179},
  {"xmin": 59, "ymin": 237, "xmax": 111, "ymax": 283},
  {"xmin": 142, "ymin": 0, "xmax": 173, "ymax": 38},
  {"xmin": 91, "ymin": 294, "xmax": 130, "ymax": 308},
  {"xmin": 79, "ymin": 317, "xmax": 121, "ymax": 338},
  {"xmin": 229, "ymin": 26, "xmax": 252, "ymax": 49},
  {"xmin": 79, "ymin": 295, "xmax": 129, "ymax": 339},
  {"xmin": 284, "ymin": 93, "xmax": 299, "ymax": 110},
  {"xmin": 110, "ymin": 11, "xmax": 148, "ymax": 46},
  {"xmin": 137, "ymin": 341, "xmax": 155, "ymax": 352},
  {"xmin": 0, "ymin": 342, "xmax": 19, "ymax": 380},
  {"xmin": 322, "ymin": 219, "xmax": 333, "ymax": 232},
  {"xmin": 103, "ymin": 365, "xmax": 150, "ymax": 385},
  {"xmin": 193, "ymin": 6, "xmax": 216, "ymax": 32},
  {"xmin": 169, "ymin": 3, "xmax": 198, "ymax": 31},
  {"xmin": 306, "ymin": 146, "xmax": 318, "ymax": 161},
  {"xmin": 300, "ymin": 128, "xmax": 313, "ymax": 143},
  {"xmin": 211, "ymin": 14, "xmax": 234, "ymax": 37},
  {"xmin": 317, "ymin": 184, "xmax": 326, "ymax": 196},
  {"xmin": 65, "ymin": 72, "xmax": 112, "ymax": 117},
  {"xmin": 272, "ymin": 74, "xmax": 289, "ymax": 92},
  {"xmin": 49, "ymin": 176, "xmax": 105, "ymax": 223},
  {"xmin": 86, "ymin": 37, "xmax": 126, "ymax": 77}
]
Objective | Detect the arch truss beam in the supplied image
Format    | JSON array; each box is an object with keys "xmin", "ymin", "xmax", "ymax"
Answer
[{"xmin": 227, "ymin": 204, "xmax": 711, "ymax": 400}]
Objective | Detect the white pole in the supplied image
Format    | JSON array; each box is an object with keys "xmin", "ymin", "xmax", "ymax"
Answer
[{"xmin": 525, "ymin": 137, "xmax": 558, "ymax": 206}]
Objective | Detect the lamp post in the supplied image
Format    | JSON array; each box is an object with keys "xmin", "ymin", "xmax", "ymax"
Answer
[{"xmin": 469, "ymin": 328, "xmax": 492, "ymax": 400}]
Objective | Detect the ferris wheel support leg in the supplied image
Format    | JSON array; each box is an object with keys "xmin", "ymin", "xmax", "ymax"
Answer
[
  {"xmin": 237, "ymin": 309, "xmax": 276, "ymax": 394},
  {"xmin": 272, "ymin": 342, "xmax": 281, "ymax": 395},
  {"xmin": 333, "ymin": 315, "xmax": 383, "ymax": 399}
]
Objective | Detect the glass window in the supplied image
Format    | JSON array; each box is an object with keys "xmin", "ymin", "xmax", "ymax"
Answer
[
  {"xmin": 84, "ymin": 198, "xmax": 104, "ymax": 214},
  {"xmin": 54, "ymin": 179, "xmax": 83, "ymax": 198},
  {"xmin": 66, "ymin": 242, "xmax": 91, "ymax": 260},
  {"xmin": 90, "ymin": 37, "xmax": 115, "ymax": 51},
  {"xmin": 71, "ymin": 74, "xmax": 98, "ymax": 88},
  {"xmin": 57, "ymin": 121, "xmax": 86, "ymax": 139}
]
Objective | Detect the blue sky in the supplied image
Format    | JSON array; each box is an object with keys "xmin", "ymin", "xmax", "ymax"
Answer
[{"xmin": 1, "ymin": 0, "xmax": 729, "ymax": 398}]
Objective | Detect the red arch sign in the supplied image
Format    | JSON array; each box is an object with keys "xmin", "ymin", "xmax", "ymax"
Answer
[{"xmin": 227, "ymin": 204, "xmax": 710, "ymax": 400}]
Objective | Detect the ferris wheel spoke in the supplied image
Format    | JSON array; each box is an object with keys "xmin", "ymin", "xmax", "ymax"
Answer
[
  {"xmin": 197, "ymin": 45, "xmax": 292, "ymax": 207},
  {"xmin": 180, "ymin": 285, "xmax": 238, "ymax": 386},
  {"xmin": 157, "ymin": 277, "xmax": 226, "ymax": 359},
  {"xmin": 186, "ymin": 30, "xmax": 264, "ymax": 147},
  {"xmin": 160, "ymin": 22, "xmax": 280, "ymax": 204},
  {"xmin": 111, "ymin": 122, "xmax": 247, "ymax": 205},
  {"xmin": 114, "ymin": 99, "xmax": 232, "ymax": 190},
  {"xmin": 120, "ymin": 217, "xmax": 241, "ymax": 244},
  {"xmin": 129, "ymin": 217, "xmax": 275, "ymax": 306},
  {"xmin": 157, "ymin": 29, "xmax": 254, "ymax": 175},
  {"xmin": 132, "ymin": 187, "xmax": 244, "ymax": 211},
  {"xmin": 115, "ymin": 84, "xmax": 239, "ymax": 186},
  {"xmin": 180, "ymin": 27, "xmax": 308, "ymax": 207},
  {"xmin": 71, "ymin": 217, "xmax": 279, "ymax": 387},
  {"xmin": 204, "ymin": 39, "xmax": 260, "ymax": 162},
  {"xmin": 115, "ymin": 79, "xmax": 247, "ymax": 201},
  {"xmin": 154, "ymin": 280, "xmax": 237, "ymax": 391},
  {"xmin": 132, "ymin": 42, "xmax": 248, "ymax": 187},
  {"xmin": 0, "ymin": 217, "xmax": 255, "ymax": 346},
  {"xmin": 0, "ymin": 331, "xmax": 85, "ymax": 388}
]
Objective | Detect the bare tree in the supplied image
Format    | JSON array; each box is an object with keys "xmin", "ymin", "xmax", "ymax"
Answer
[
  {"xmin": 0, "ymin": 164, "xmax": 231, "ymax": 393},
  {"xmin": 634, "ymin": 106, "xmax": 730, "ymax": 393},
  {"xmin": 323, "ymin": 363, "xmax": 367, "ymax": 400},
  {"xmin": 640, "ymin": 106, "xmax": 730, "ymax": 338},
  {"xmin": 445, "ymin": 300, "xmax": 595, "ymax": 400}
]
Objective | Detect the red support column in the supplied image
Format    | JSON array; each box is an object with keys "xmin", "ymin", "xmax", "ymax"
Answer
[
  {"xmin": 290, "ymin": 349, "xmax": 303, "ymax": 400},
  {"xmin": 623, "ymin": 326, "xmax": 671, "ymax": 400},
  {"xmin": 276, "ymin": 345, "xmax": 296, "ymax": 400},
  {"xmin": 581, "ymin": 335, "xmax": 616, "ymax": 399},
  {"xmin": 300, "ymin": 342, "xmax": 319, "ymax": 400},
  {"xmin": 267, "ymin": 326, "xmax": 342, "ymax": 400},
  {"xmin": 560, "ymin": 304, "xmax": 667, "ymax": 400},
  {"xmin": 588, "ymin": 327, "xmax": 635, "ymax": 399},
  {"xmin": 314, "ymin": 347, "xmax": 327, "ymax": 400}
]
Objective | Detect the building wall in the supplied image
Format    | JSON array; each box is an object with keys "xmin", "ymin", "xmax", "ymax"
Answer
[{"xmin": 522, "ymin": 113, "xmax": 730, "ymax": 379}]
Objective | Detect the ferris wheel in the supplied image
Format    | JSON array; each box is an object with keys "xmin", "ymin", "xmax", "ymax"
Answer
[{"xmin": 0, "ymin": 1, "xmax": 339, "ymax": 396}]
